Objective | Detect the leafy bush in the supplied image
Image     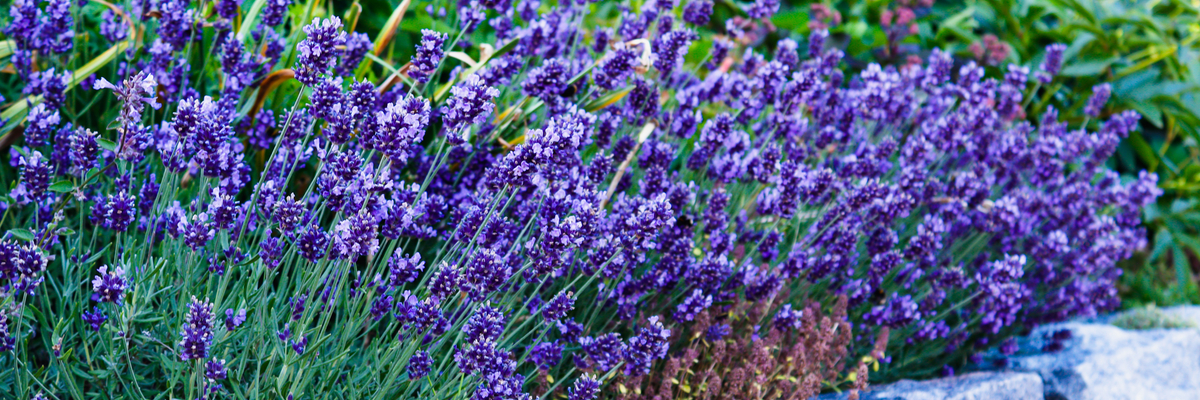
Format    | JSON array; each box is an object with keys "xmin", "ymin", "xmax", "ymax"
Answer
[
  {"xmin": 0, "ymin": 0, "xmax": 1160, "ymax": 397},
  {"xmin": 780, "ymin": 0, "xmax": 1200, "ymax": 306}
]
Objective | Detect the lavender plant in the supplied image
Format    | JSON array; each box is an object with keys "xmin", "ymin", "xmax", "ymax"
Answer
[{"xmin": 0, "ymin": 0, "xmax": 1159, "ymax": 398}]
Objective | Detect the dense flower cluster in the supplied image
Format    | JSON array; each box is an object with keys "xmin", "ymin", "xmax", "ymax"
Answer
[{"xmin": 0, "ymin": 0, "xmax": 1159, "ymax": 398}]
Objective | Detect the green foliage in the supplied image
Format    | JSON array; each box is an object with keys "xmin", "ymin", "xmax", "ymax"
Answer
[{"xmin": 1109, "ymin": 304, "xmax": 1197, "ymax": 330}]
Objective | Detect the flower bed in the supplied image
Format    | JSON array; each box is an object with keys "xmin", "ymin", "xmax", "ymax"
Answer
[{"xmin": 0, "ymin": 0, "xmax": 1159, "ymax": 398}]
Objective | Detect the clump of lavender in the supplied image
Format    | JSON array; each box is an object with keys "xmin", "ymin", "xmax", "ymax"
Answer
[{"xmin": 0, "ymin": 0, "xmax": 1160, "ymax": 397}]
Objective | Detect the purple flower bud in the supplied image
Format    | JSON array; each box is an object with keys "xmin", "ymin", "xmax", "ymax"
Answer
[
  {"xmin": 407, "ymin": 350, "xmax": 433, "ymax": 379},
  {"xmin": 179, "ymin": 296, "xmax": 215, "ymax": 360},
  {"xmin": 224, "ymin": 308, "xmax": 247, "ymax": 330},
  {"xmin": 1037, "ymin": 43, "xmax": 1067, "ymax": 84},
  {"xmin": 82, "ymin": 307, "xmax": 107, "ymax": 331},
  {"xmin": 205, "ymin": 358, "xmax": 228, "ymax": 380},
  {"xmin": 568, "ymin": 375, "xmax": 601, "ymax": 400},
  {"xmin": 91, "ymin": 265, "xmax": 128, "ymax": 304},
  {"xmin": 541, "ymin": 291, "xmax": 574, "ymax": 321},
  {"xmin": 1085, "ymin": 83, "xmax": 1112, "ymax": 118},
  {"xmin": 295, "ymin": 17, "xmax": 347, "ymax": 85},
  {"xmin": 409, "ymin": 29, "xmax": 448, "ymax": 83},
  {"xmin": 443, "ymin": 74, "xmax": 500, "ymax": 134},
  {"xmin": 682, "ymin": 0, "xmax": 713, "ymax": 26},
  {"xmin": 261, "ymin": 0, "xmax": 291, "ymax": 26}
]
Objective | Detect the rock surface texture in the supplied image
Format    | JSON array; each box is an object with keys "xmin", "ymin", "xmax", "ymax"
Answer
[
  {"xmin": 818, "ymin": 371, "xmax": 1043, "ymax": 400},
  {"xmin": 1006, "ymin": 321, "xmax": 1200, "ymax": 400},
  {"xmin": 821, "ymin": 306, "xmax": 1200, "ymax": 400}
]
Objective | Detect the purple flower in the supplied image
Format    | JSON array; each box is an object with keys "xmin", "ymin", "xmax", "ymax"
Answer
[
  {"xmin": 179, "ymin": 213, "xmax": 216, "ymax": 251},
  {"xmin": 88, "ymin": 189, "xmax": 137, "ymax": 230},
  {"xmin": 388, "ymin": 251, "xmax": 426, "ymax": 286},
  {"xmin": 336, "ymin": 32, "xmax": 372, "ymax": 76},
  {"xmin": 579, "ymin": 333, "xmax": 624, "ymax": 371},
  {"xmin": 567, "ymin": 374, "xmax": 601, "ymax": 400},
  {"xmin": 529, "ymin": 340, "xmax": 563, "ymax": 370},
  {"xmin": 705, "ymin": 324, "xmax": 730, "ymax": 341},
  {"xmin": 772, "ymin": 304, "xmax": 802, "ymax": 331},
  {"xmin": 100, "ymin": 9, "xmax": 127, "ymax": 42},
  {"xmin": 864, "ymin": 294, "xmax": 920, "ymax": 328},
  {"xmin": 24, "ymin": 104, "xmax": 61, "ymax": 147},
  {"xmin": 179, "ymin": 296, "xmax": 215, "ymax": 361},
  {"xmin": 261, "ymin": 0, "xmax": 291, "ymax": 26},
  {"xmin": 653, "ymin": 30, "xmax": 699, "ymax": 78},
  {"xmin": 478, "ymin": 54, "xmax": 523, "ymax": 87},
  {"xmin": 459, "ymin": 6, "xmax": 486, "ymax": 33},
  {"xmin": 744, "ymin": 0, "xmax": 779, "ymax": 19},
  {"xmin": 429, "ymin": 262, "xmax": 462, "ymax": 300},
  {"xmin": 291, "ymin": 335, "xmax": 308, "ymax": 355},
  {"xmin": 462, "ymin": 249, "xmax": 512, "ymax": 300},
  {"xmin": 682, "ymin": 0, "xmax": 713, "ymax": 25},
  {"xmin": 523, "ymin": 58, "xmax": 569, "ymax": 101},
  {"xmin": 541, "ymin": 291, "xmax": 574, "ymax": 321},
  {"xmin": 407, "ymin": 350, "xmax": 433, "ymax": 379},
  {"xmin": 1085, "ymin": 83, "xmax": 1112, "ymax": 118},
  {"xmin": 673, "ymin": 289, "xmax": 711, "ymax": 322},
  {"xmin": 443, "ymin": 74, "xmax": 500, "ymax": 134},
  {"xmin": 18, "ymin": 151, "xmax": 51, "ymax": 202},
  {"xmin": 91, "ymin": 265, "xmax": 128, "ymax": 304},
  {"xmin": 295, "ymin": 17, "xmax": 347, "ymax": 85},
  {"xmin": 1037, "ymin": 44, "xmax": 1067, "ymax": 84},
  {"xmin": 224, "ymin": 308, "xmax": 247, "ymax": 330},
  {"xmin": 594, "ymin": 45, "xmax": 640, "ymax": 90},
  {"xmin": 259, "ymin": 237, "xmax": 285, "ymax": 269},
  {"xmin": 66, "ymin": 126, "xmax": 100, "ymax": 175},
  {"xmin": 623, "ymin": 316, "xmax": 670, "ymax": 376},
  {"xmin": 410, "ymin": 29, "xmax": 448, "ymax": 83},
  {"xmin": 206, "ymin": 359, "xmax": 228, "ymax": 380},
  {"xmin": 332, "ymin": 210, "xmax": 380, "ymax": 258},
  {"xmin": 92, "ymin": 75, "xmax": 159, "ymax": 152},
  {"xmin": 464, "ymin": 306, "xmax": 506, "ymax": 343},
  {"xmin": 82, "ymin": 307, "xmax": 107, "ymax": 331},
  {"xmin": 0, "ymin": 313, "xmax": 15, "ymax": 351},
  {"xmin": 296, "ymin": 224, "xmax": 329, "ymax": 263},
  {"xmin": 25, "ymin": 68, "xmax": 72, "ymax": 108},
  {"xmin": 373, "ymin": 94, "xmax": 431, "ymax": 162}
]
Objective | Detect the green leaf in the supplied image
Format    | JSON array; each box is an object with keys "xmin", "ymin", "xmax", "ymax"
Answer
[
  {"xmin": 8, "ymin": 228, "xmax": 35, "ymax": 242},
  {"xmin": 1125, "ymin": 100, "xmax": 1164, "ymax": 128},
  {"xmin": 84, "ymin": 243, "xmax": 112, "ymax": 265},
  {"xmin": 1060, "ymin": 57, "xmax": 1120, "ymax": 76},
  {"xmin": 48, "ymin": 180, "xmax": 74, "ymax": 193},
  {"xmin": 770, "ymin": 9, "xmax": 810, "ymax": 31},
  {"xmin": 1172, "ymin": 246, "xmax": 1196, "ymax": 295},
  {"xmin": 236, "ymin": 0, "xmax": 269, "ymax": 41},
  {"xmin": 97, "ymin": 138, "xmax": 117, "ymax": 152},
  {"xmin": 1126, "ymin": 131, "xmax": 1161, "ymax": 168}
]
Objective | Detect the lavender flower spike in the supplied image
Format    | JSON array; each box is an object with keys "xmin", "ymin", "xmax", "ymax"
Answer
[
  {"xmin": 443, "ymin": 74, "xmax": 500, "ymax": 135},
  {"xmin": 295, "ymin": 17, "xmax": 347, "ymax": 85},
  {"xmin": 409, "ymin": 29, "xmax": 448, "ymax": 83}
]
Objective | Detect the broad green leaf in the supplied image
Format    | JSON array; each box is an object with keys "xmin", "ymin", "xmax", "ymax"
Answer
[
  {"xmin": 97, "ymin": 138, "xmax": 117, "ymax": 152},
  {"xmin": 48, "ymin": 180, "xmax": 74, "ymax": 193},
  {"xmin": 8, "ymin": 228, "xmax": 35, "ymax": 242}
]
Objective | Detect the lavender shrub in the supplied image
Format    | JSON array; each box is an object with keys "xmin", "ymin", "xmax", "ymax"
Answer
[{"xmin": 0, "ymin": 0, "xmax": 1159, "ymax": 398}]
